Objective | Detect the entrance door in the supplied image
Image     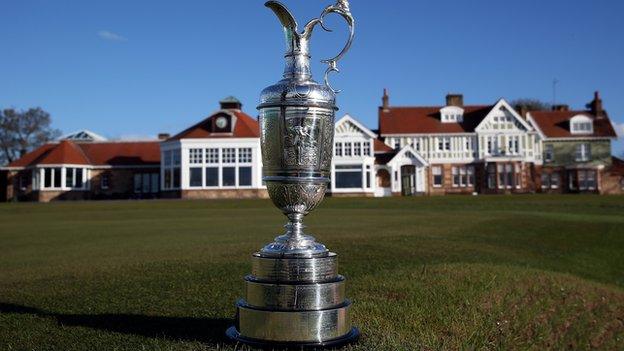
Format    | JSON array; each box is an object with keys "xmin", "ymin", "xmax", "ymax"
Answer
[{"xmin": 401, "ymin": 165, "xmax": 417, "ymax": 196}]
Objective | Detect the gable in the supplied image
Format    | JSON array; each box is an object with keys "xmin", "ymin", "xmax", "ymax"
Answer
[
  {"xmin": 335, "ymin": 115, "xmax": 377, "ymax": 139},
  {"xmin": 387, "ymin": 145, "xmax": 428, "ymax": 167},
  {"xmin": 475, "ymin": 99, "xmax": 532, "ymax": 133}
]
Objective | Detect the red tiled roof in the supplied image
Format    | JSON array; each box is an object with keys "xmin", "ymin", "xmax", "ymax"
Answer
[
  {"xmin": 375, "ymin": 152, "xmax": 397, "ymax": 165},
  {"xmin": 170, "ymin": 110, "xmax": 259, "ymax": 140},
  {"xmin": 379, "ymin": 105, "xmax": 493, "ymax": 135},
  {"xmin": 7, "ymin": 141, "xmax": 160, "ymax": 168},
  {"xmin": 79, "ymin": 142, "xmax": 160, "ymax": 166},
  {"xmin": 529, "ymin": 110, "xmax": 617, "ymax": 138},
  {"xmin": 374, "ymin": 139, "xmax": 393, "ymax": 153},
  {"xmin": 610, "ymin": 157, "xmax": 624, "ymax": 176}
]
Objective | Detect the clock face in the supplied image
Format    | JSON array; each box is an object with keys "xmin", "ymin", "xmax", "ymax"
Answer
[{"xmin": 215, "ymin": 116, "xmax": 228, "ymax": 129}]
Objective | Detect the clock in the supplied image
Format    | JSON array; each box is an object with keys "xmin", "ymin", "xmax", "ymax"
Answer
[{"xmin": 215, "ymin": 116, "xmax": 228, "ymax": 129}]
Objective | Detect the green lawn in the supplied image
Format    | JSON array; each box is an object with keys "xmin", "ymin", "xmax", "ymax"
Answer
[{"xmin": 1, "ymin": 195, "xmax": 623, "ymax": 350}]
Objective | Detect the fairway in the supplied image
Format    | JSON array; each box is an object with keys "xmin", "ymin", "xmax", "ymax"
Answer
[{"xmin": 1, "ymin": 196, "xmax": 623, "ymax": 350}]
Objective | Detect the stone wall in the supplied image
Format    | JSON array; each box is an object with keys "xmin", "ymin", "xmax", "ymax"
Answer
[
  {"xmin": 328, "ymin": 192, "xmax": 375, "ymax": 198},
  {"xmin": 181, "ymin": 189, "xmax": 269, "ymax": 200},
  {"xmin": 600, "ymin": 171, "xmax": 624, "ymax": 195}
]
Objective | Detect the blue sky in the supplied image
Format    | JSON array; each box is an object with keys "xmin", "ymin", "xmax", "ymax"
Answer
[{"xmin": 1, "ymin": 0, "xmax": 623, "ymax": 155}]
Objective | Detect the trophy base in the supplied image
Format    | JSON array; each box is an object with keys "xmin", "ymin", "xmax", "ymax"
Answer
[
  {"xmin": 226, "ymin": 326, "xmax": 359, "ymax": 349},
  {"xmin": 228, "ymin": 252, "xmax": 357, "ymax": 348}
]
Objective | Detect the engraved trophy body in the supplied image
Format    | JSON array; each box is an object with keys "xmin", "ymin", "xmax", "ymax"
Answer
[{"xmin": 226, "ymin": 0, "xmax": 358, "ymax": 347}]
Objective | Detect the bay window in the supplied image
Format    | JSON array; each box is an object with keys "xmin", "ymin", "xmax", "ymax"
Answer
[
  {"xmin": 185, "ymin": 147, "xmax": 253, "ymax": 188},
  {"xmin": 452, "ymin": 166, "xmax": 474, "ymax": 188},
  {"xmin": 65, "ymin": 168, "xmax": 84, "ymax": 189}
]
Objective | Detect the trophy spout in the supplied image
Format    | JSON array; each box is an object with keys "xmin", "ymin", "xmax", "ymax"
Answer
[{"xmin": 265, "ymin": 1, "xmax": 306, "ymax": 56}]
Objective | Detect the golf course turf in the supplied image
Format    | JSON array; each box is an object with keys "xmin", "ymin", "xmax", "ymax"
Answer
[{"xmin": 1, "ymin": 195, "xmax": 623, "ymax": 350}]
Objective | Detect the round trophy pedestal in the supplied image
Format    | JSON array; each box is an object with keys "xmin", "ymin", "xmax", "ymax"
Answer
[
  {"xmin": 227, "ymin": 252, "xmax": 358, "ymax": 348},
  {"xmin": 226, "ymin": 326, "xmax": 359, "ymax": 349}
]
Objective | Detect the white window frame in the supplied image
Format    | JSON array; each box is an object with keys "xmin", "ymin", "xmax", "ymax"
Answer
[
  {"xmin": 575, "ymin": 143, "xmax": 591, "ymax": 162},
  {"xmin": 432, "ymin": 166, "xmax": 443, "ymax": 188}
]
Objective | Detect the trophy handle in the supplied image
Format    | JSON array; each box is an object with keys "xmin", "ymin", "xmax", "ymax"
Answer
[{"xmin": 317, "ymin": 1, "xmax": 355, "ymax": 93}]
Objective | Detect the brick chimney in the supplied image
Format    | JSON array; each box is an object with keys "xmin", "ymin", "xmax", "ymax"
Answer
[
  {"xmin": 446, "ymin": 93, "xmax": 464, "ymax": 107},
  {"xmin": 382, "ymin": 88, "xmax": 389, "ymax": 110},
  {"xmin": 552, "ymin": 104, "xmax": 569, "ymax": 112},
  {"xmin": 586, "ymin": 91, "xmax": 604, "ymax": 118},
  {"xmin": 158, "ymin": 133, "xmax": 170, "ymax": 140}
]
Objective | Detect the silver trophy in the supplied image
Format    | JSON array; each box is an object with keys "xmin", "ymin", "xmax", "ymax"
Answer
[{"xmin": 226, "ymin": 0, "xmax": 357, "ymax": 347}]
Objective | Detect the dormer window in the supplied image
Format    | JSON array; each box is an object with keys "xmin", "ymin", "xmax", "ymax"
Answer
[
  {"xmin": 440, "ymin": 106, "xmax": 464, "ymax": 123},
  {"xmin": 570, "ymin": 115, "xmax": 593, "ymax": 134}
]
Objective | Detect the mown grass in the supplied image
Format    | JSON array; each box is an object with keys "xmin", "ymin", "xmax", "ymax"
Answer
[{"xmin": 0, "ymin": 195, "xmax": 623, "ymax": 350}]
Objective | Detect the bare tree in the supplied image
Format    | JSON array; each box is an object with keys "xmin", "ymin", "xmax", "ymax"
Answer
[
  {"xmin": 511, "ymin": 98, "xmax": 551, "ymax": 113},
  {"xmin": 0, "ymin": 107, "xmax": 61, "ymax": 165}
]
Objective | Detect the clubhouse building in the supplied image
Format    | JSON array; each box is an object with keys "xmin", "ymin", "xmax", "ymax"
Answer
[{"xmin": 1, "ymin": 92, "xmax": 623, "ymax": 202}]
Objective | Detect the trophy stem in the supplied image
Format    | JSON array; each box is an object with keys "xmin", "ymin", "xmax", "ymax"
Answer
[{"xmin": 286, "ymin": 213, "xmax": 305, "ymax": 239}]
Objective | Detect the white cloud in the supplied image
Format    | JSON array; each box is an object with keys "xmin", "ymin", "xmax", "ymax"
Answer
[
  {"xmin": 614, "ymin": 122, "xmax": 624, "ymax": 138},
  {"xmin": 97, "ymin": 30, "xmax": 128, "ymax": 42}
]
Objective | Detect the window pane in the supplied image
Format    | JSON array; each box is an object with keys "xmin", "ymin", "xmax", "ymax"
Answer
[
  {"xmin": 206, "ymin": 148, "xmax": 219, "ymax": 163},
  {"xmin": 344, "ymin": 142, "xmax": 352, "ymax": 156},
  {"xmin": 354, "ymin": 142, "xmax": 361, "ymax": 156},
  {"xmin": 206, "ymin": 167, "xmax": 219, "ymax": 187},
  {"xmin": 551, "ymin": 173, "xmax": 560, "ymax": 188},
  {"xmin": 239, "ymin": 166, "xmax": 252, "ymax": 186},
  {"xmin": 541, "ymin": 174, "xmax": 550, "ymax": 188},
  {"xmin": 173, "ymin": 151, "xmax": 181, "ymax": 166},
  {"xmin": 189, "ymin": 148, "xmax": 203, "ymax": 164},
  {"xmin": 173, "ymin": 167, "xmax": 181, "ymax": 188},
  {"xmin": 239, "ymin": 148, "xmax": 252, "ymax": 163},
  {"xmin": 336, "ymin": 170, "xmax": 362, "ymax": 188},
  {"xmin": 223, "ymin": 148, "xmax": 236, "ymax": 163},
  {"xmin": 75, "ymin": 169, "xmax": 83, "ymax": 188},
  {"xmin": 44, "ymin": 168, "xmax": 52, "ymax": 188},
  {"xmin": 164, "ymin": 151, "xmax": 172, "ymax": 166},
  {"xmin": 53, "ymin": 168, "xmax": 61, "ymax": 188},
  {"xmin": 190, "ymin": 167, "xmax": 202, "ymax": 187},
  {"xmin": 222, "ymin": 167, "xmax": 236, "ymax": 186},
  {"xmin": 164, "ymin": 169, "xmax": 172, "ymax": 189},
  {"xmin": 335, "ymin": 142, "xmax": 342, "ymax": 156},
  {"xmin": 150, "ymin": 173, "xmax": 159, "ymax": 193},
  {"xmin": 134, "ymin": 174, "xmax": 142, "ymax": 193},
  {"xmin": 66, "ymin": 168, "xmax": 74, "ymax": 188},
  {"xmin": 142, "ymin": 173, "xmax": 150, "ymax": 193}
]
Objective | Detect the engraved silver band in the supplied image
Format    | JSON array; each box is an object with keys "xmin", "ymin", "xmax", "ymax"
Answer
[
  {"xmin": 245, "ymin": 276, "xmax": 345, "ymax": 310},
  {"xmin": 236, "ymin": 299, "xmax": 353, "ymax": 342}
]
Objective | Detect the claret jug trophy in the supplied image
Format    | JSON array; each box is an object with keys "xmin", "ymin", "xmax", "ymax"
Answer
[{"xmin": 226, "ymin": 0, "xmax": 357, "ymax": 348}]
